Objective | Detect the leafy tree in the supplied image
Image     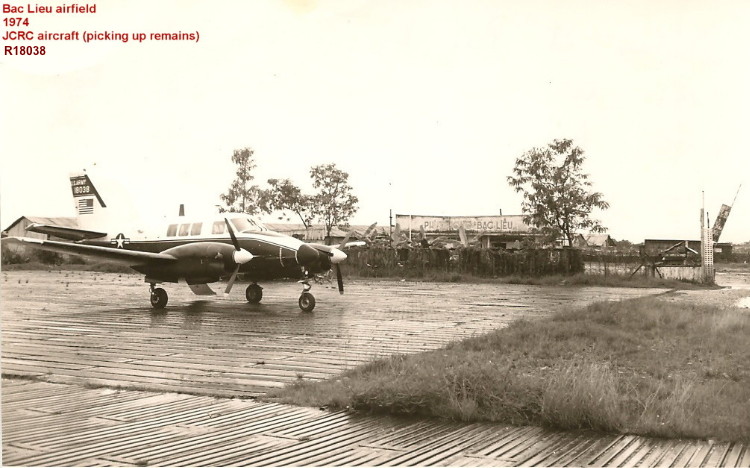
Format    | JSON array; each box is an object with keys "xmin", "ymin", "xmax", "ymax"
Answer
[
  {"xmin": 507, "ymin": 139, "xmax": 609, "ymax": 246},
  {"xmin": 259, "ymin": 178, "xmax": 316, "ymax": 228},
  {"xmin": 310, "ymin": 163, "xmax": 359, "ymax": 244},
  {"xmin": 258, "ymin": 163, "xmax": 359, "ymax": 243},
  {"xmin": 219, "ymin": 148, "xmax": 261, "ymax": 214}
]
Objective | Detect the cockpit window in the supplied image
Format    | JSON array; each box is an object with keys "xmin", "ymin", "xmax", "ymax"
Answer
[
  {"xmin": 166, "ymin": 224, "xmax": 177, "ymax": 237},
  {"xmin": 178, "ymin": 224, "xmax": 190, "ymax": 236},
  {"xmin": 231, "ymin": 217, "xmax": 267, "ymax": 232}
]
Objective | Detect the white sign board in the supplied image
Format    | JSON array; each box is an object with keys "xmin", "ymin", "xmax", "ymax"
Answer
[{"xmin": 395, "ymin": 214, "xmax": 531, "ymax": 233}]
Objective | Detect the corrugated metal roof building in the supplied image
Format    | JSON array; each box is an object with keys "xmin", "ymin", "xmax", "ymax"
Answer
[
  {"xmin": 2, "ymin": 216, "xmax": 78, "ymax": 240},
  {"xmin": 585, "ymin": 234, "xmax": 616, "ymax": 248},
  {"xmin": 263, "ymin": 223, "xmax": 386, "ymax": 245}
]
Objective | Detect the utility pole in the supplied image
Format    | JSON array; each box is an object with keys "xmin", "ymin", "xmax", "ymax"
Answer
[
  {"xmin": 700, "ymin": 191, "xmax": 714, "ymax": 284},
  {"xmin": 389, "ymin": 209, "xmax": 393, "ymax": 247}
]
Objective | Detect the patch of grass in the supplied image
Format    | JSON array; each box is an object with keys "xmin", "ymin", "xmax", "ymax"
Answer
[
  {"xmin": 267, "ymin": 297, "xmax": 750, "ymax": 442},
  {"xmin": 354, "ymin": 272, "xmax": 710, "ymax": 290}
]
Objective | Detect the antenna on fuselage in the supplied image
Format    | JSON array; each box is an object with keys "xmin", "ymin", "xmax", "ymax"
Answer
[{"xmin": 178, "ymin": 204, "xmax": 185, "ymax": 217}]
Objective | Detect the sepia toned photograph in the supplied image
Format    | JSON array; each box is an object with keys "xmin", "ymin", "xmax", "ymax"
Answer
[{"xmin": 1, "ymin": 1, "xmax": 749, "ymax": 466}]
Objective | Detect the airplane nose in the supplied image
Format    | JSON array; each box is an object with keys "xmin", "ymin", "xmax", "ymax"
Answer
[
  {"xmin": 296, "ymin": 243, "xmax": 320, "ymax": 266},
  {"xmin": 329, "ymin": 247, "xmax": 347, "ymax": 264}
]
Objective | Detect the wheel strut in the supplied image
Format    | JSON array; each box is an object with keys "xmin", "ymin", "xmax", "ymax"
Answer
[{"xmin": 298, "ymin": 279, "xmax": 315, "ymax": 312}]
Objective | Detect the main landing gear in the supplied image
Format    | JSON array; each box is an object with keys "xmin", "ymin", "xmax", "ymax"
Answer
[
  {"xmin": 149, "ymin": 283, "xmax": 168, "ymax": 309},
  {"xmin": 245, "ymin": 277, "xmax": 316, "ymax": 312},
  {"xmin": 245, "ymin": 283, "xmax": 263, "ymax": 303},
  {"xmin": 298, "ymin": 280, "xmax": 316, "ymax": 313},
  {"xmin": 147, "ymin": 281, "xmax": 315, "ymax": 312}
]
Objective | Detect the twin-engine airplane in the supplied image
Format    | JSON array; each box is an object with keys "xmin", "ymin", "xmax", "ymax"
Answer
[{"xmin": 7, "ymin": 173, "xmax": 348, "ymax": 312}]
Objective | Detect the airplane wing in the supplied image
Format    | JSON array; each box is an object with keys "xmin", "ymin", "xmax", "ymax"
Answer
[
  {"xmin": 7, "ymin": 237, "xmax": 177, "ymax": 265},
  {"xmin": 26, "ymin": 223, "xmax": 108, "ymax": 241},
  {"xmin": 343, "ymin": 240, "xmax": 366, "ymax": 248}
]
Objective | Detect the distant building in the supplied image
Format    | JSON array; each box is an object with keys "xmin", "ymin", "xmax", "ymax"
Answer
[
  {"xmin": 584, "ymin": 234, "xmax": 616, "ymax": 248},
  {"xmin": 2, "ymin": 216, "xmax": 78, "ymax": 240},
  {"xmin": 643, "ymin": 239, "xmax": 733, "ymax": 262},
  {"xmin": 394, "ymin": 213, "xmax": 538, "ymax": 249},
  {"xmin": 2, "ymin": 216, "xmax": 80, "ymax": 261},
  {"xmin": 570, "ymin": 234, "xmax": 588, "ymax": 248},
  {"xmin": 643, "ymin": 239, "xmax": 701, "ymax": 256},
  {"xmin": 264, "ymin": 223, "xmax": 387, "ymax": 245}
]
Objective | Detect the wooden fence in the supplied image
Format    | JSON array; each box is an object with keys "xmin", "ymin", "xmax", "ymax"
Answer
[{"xmin": 344, "ymin": 247, "xmax": 583, "ymax": 278}]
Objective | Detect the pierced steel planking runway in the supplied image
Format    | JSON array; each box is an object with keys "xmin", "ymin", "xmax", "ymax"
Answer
[
  {"xmin": 1, "ymin": 270, "xmax": 662, "ymax": 397},
  {"xmin": 3, "ymin": 379, "xmax": 749, "ymax": 467},
  {"xmin": 4, "ymin": 270, "xmax": 748, "ymax": 467}
]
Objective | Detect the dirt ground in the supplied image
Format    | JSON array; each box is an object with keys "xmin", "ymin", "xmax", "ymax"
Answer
[{"xmin": 660, "ymin": 266, "xmax": 750, "ymax": 309}]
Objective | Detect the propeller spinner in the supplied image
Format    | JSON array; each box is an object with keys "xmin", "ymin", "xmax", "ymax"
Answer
[{"xmin": 299, "ymin": 242, "xmax": 348, "ymax": 295}]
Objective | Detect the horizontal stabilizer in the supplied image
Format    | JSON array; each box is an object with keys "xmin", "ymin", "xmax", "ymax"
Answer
[
  {"xmin": 26, "ymin": 223, "xmax": 107, "ymax": 241},
  {"xmin": 188, "ymin": 283, "xmax": 216, "ymax": 296},
  {"xmin": 8, "ymin": 237, "xmax": 176, "ymax": 265}
]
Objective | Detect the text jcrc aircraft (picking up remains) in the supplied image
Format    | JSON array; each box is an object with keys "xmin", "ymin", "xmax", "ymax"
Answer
[{"xmin": 9, "ymin": 173, "xmax": 349, "ymax": 312}]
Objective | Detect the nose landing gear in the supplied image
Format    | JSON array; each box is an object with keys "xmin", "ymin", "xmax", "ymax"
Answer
[{"xmin": 298, "ymin": 280, "xmax": 316, "ymax": 312}]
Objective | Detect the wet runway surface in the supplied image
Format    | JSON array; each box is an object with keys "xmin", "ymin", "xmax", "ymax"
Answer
[
  {"xmin": 3, "ymin": 270, "xmax": 748, "ymax": 466},
  {"xmin": 1, "ymin": 270, "xmax": 664, "ymax": 396}
]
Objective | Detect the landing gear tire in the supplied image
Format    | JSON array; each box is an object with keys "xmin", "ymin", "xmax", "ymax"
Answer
[
  {"xmin": 246, "ymin": 283, "xmax": 263, "ymax": 303},
  {"xmin": 150, "ymin": 287, "xmax": 168, "ymax": 309},
  {"xmin": 298, "ymin": 292, "xmax": 316, "ymax": 313}
]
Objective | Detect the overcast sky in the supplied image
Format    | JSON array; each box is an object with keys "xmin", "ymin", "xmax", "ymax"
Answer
[{"xmin": 2, "ymin": 0, "xmax": 748, "ymax": 243}]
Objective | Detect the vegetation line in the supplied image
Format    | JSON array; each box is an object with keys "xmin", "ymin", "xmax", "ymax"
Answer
[{"xmin": 0, "ymin": 258, "xmax": 714, "ymax": 291}]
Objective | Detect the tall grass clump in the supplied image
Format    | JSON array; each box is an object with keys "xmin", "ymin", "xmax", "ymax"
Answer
[{"xmin": 541, "ymin": 361, "xmax": 625, "ymax": 432}]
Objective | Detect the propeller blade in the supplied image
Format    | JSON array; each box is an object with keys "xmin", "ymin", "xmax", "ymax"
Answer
[
  {"xmin": 335, "ymin": 264, "xmax": 344, "ymax": 294},
  {"xmin": 458, "ymin": 224, "xmax": 468, "ymax": 247},
  {"xmin": 362, "ymin": 221, "xmax": 378, "ymax": 239},
  {"xmin": 392, "ymin": 223, "xmax": 401, "ymax": 242},
  {"xmin": 224, "ymin": 264, "xmax": 240, "ymax": 295},
  {"xmin": 338, "ymin": 228, "xmax": 355, "ymax": 250},
  {"xmin": 224, "ymin": 218, "xmax": 240, "ymax": 251}
]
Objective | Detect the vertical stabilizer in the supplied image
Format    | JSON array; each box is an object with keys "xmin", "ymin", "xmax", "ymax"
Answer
[
  {"xmin": 69, "ymin": 172, "xmax": 109, "ymax": 231},
  {"xmin": 70, "ymin": 173, "xmax": 106, "ymax": 213}
]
